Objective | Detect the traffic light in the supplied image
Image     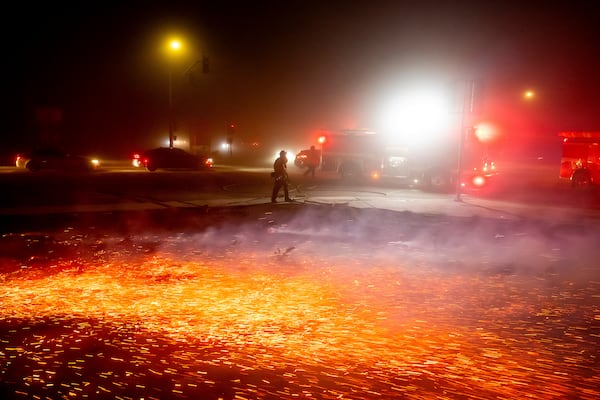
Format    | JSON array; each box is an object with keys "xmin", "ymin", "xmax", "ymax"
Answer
[
  {"xmin": 318, "ymin": 135, "xmax": 327, "ymax": 144},
  {"xmin": 227, "ymin": 123, "xmax": 236, "ymax": 135}
]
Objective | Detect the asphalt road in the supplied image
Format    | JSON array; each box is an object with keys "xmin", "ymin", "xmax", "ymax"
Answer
[{"xmin": 1, "ymin": 162, "xmax": 598, "ymax": 224}]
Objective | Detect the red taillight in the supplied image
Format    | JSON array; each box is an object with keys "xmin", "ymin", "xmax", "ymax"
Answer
[{"xmin": 205, "ymin": 158, "xmax": 214, "ymax": 167}]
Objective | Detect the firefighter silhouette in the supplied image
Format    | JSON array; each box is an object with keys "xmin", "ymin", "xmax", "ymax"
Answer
[{"xmin": 271, "ymin": 150, "xmax": 292, "ymax": 203}]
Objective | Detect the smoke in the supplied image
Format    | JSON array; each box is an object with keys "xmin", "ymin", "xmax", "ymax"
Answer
[
  {"xmin": 135, "ymin": 204, "xmax": 600, "ymax": 283},
  {"xmin": 2, "ymin": 203, "xmax": 597, "ymax": 286}
]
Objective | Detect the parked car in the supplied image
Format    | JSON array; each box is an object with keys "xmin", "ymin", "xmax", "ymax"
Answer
[
  {"xmin": 133, "ymin": 147, "xmax": 213, "ymax": 171},
  {"xmin": 15, "ymin": 148, "xmax": 100, "ymax": 172}
]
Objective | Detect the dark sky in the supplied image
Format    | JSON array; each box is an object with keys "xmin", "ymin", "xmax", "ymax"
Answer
[{"xmin": 4, "ymin": 0, "xmax": 600, "ymax": 159}]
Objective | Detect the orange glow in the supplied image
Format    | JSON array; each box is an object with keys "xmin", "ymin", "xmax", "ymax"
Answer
[
  {"xmin": 523, "ymin": 90, "xmax": 535, "ymax": 99},
  {"xmin": 164, "ymin": 36, "xmax": 185, "ymax": 59},
  {"xmin": 170, "ymin": 40, "xmax": 181, "ymax": 51},
  {"xmin": 1, "ymin": 248, "xmax": 598, "ymax": 398}
]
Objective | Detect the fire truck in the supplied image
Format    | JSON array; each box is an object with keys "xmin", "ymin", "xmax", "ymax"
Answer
[
  {"xmin": 558, "ymin": 131, "xmax": 600, "ymax": 188},
  {"xmin": 295, "ymin": 129, "xmax": 493, "ymax": 192},
  {"xmin": 313, "ymin": 129, "xmax": 383, "ymax": 179}
]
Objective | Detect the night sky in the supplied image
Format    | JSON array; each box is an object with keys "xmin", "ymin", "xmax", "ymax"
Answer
[{"xmin": 4, "ymin": 1, "xmax": 599, "ymax": 162}]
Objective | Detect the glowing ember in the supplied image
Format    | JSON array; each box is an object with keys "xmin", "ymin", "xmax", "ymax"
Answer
[{"xmin": 1, "ymin": 231, "xmax": 599, "ymax": 399}]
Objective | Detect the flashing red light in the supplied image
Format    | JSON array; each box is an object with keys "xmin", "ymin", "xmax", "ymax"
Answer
[
  {"xmin": 227, "ymin": 123, "xmax": 236, "ymax": 135},
  {"xmin": 318, "ymin": 135, "xmax": 327, "ymax": 144}
]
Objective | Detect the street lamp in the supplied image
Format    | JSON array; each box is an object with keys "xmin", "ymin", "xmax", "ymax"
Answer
[
  {"xmin": 523, "ymin": 90, "xmax": 535, "ymax": 100},
  {"xmin": 166, "ymin": 38, "xmax": 183, "ymax": 148}
]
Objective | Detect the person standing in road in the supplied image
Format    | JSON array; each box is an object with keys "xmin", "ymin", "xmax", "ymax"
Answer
[
  {"xmin": 303, "ymin": 145, "xmax": 320, "ymax": 178},
  {"xmin": 271, "ymin": 150, "xmax": 292, "ymax": 203}
]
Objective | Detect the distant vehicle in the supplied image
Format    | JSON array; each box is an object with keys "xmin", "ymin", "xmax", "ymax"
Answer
[
  {"xmin": 558, "ymin": 131, "xmax": 600, "ymax": 188},
  {"xmin": 15, "ymin": 148, "xmax": 100, "ymax": 172},
  {"xmin": 301, "ymin": 129, "xmax": 495, "ymax": 192},
  {"xmin": 294, "ymin": 149, "xmax": 310, "ymax": 169},
  {"xmin": 133, "ymin": 147, "xmax": 213, "ymax": 171},
  {"xmin": 294, "ymin": 148, "xmax": 321, "ymax": 169}
]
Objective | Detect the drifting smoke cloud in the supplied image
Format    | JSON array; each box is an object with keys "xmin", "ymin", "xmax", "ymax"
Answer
[
  {"xmin": 3, "ymin": 203, "xmax": 596, "ymax": 284},
  {"xmin": 125, "ymin": 204, "xmax": 600, "ymax": 284}
]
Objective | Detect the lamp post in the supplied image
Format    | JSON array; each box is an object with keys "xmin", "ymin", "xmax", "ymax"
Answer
[
  {"xmin": 523, "ymin": 90, "xmax": 535, "ymax": 100},
  {"xmin": 167, "ymin": 39, "xmax": 182, "ymax": 149},
  {"xmin": 168, "ymin": 66, "xmax": 174, "ymax": 148}
]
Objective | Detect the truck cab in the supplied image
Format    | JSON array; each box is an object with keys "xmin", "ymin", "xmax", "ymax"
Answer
[{"xmin": 559, "ymin": 131, "xmax": 600, "ymax": 188}]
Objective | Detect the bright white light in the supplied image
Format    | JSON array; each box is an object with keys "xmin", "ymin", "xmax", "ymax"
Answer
[
  {"xmin": 379, "ymin": 88, "xmax": 450, "ymax": 146},
  {"xmin": 273, "ymin": 149, "xmax": 296, "ymax": 161},
  {"xmin": 472, "ymin": 175, "xmax": 486, "ymax": 187},
  {"xmin": 163, "ymin": 138, "xmax": 188, "ymax": 148}
]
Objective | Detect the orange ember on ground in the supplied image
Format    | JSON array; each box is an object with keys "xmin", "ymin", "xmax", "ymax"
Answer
[{"xmin": 1, "ymin": 251, "xmax": 599, "ymax": 399}]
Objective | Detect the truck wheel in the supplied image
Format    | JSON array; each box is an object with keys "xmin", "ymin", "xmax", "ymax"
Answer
[
  {"xmin": 339, "ymin": 162, "xmax": 360, "ymax": 180},
  {"xmin": 146, "ymin": 162, "xmax": 158, "ymax": 172},
  {"xmin": 571, "ymin": 170, "xmax": 591, "ymax": 188},
  {"xmin": 425, "ymin": 170, "xmax": 452, "ymax": 192},
  {"xmin": 26, "ymin": 161, "xmax": 40, "ymax": 172}
]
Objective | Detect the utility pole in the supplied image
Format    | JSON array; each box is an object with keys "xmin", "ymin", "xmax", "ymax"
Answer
[
  {"xmin": 455, "ymin": 80, "xmax": 478, "ymax": 202},
  {"xmin": 168, "ymin": 68, "xmax": 175, "ymax": 148},
  {"xmin": 227, "ymin": 123, "xmax": 236, "ymax": 157}
]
